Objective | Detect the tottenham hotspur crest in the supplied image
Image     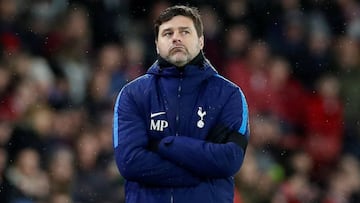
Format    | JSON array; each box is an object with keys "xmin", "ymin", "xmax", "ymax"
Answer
[{"xmin": 197, "ymin": 107, "xmax": 206, "ymax": 128}]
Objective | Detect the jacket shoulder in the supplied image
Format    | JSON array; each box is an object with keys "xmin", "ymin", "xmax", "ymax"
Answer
[
  {"xmin": 121, "ymin": 74, "xmax": 155, "ymax": 94},
  {"xmin": 209, "ymin": 74, "xmax": 242, "ymax": 92},
  {"xmin": 206, "ymin": 74, "xmax": 247, "ymax": 106}
]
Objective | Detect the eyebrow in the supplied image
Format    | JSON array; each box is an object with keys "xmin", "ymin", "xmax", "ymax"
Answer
[
  {"xmin": 178, "ymin": 26, "xmax": 191, "ymax": 31},
  {"xmin": 161, "ymin": 26, "xmax": 191, "ymax": 33}
]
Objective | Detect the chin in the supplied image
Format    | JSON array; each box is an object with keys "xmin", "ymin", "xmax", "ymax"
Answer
[{"xmin": 174, "ymin": 59, "xmax": 188, "ymax": 66}]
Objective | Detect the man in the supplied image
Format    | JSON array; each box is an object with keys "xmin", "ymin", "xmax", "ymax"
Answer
[{"xmin": 113, "ymin": 5, "xmax": 250, "ymax": 203}]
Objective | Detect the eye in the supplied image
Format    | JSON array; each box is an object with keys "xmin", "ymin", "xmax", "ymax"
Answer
[
  {"xmin": 181, "ymin": 30, "xmax": 190, "ymax": 35},
  {"xmin": 163, "ymin": 32, "xmax": 173, "ymax": 37}
]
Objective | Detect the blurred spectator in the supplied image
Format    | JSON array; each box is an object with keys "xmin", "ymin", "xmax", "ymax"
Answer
[
  {"xmin": 271, "ymin": 150, "xmax": 319, "ymax": 203},
  {"xmin": 199, "ymin": 5, "xmax": 224, "ymax": 71},
  {"xmin": 16, "ymin": 0, "xmax": 67, "ymax": 56},
  {"xmin": 235, "ymin": 115, "xmax": 286, "ymax": 203},
  {"xmin": 321, "ymin": 154, "xmax": 360, "ymax": 203},
  {"xmin": 72, "ymin": 129, "xmax": 102, "ymax": 202},
  {"xmin": 72, "ymin": 128, "xmax": 124, "ymax": 203},
  {"xmin": 302, "ymin": 27, "xmax": 333, "ymax": 90},
  {"xmin": 83, "ymin": 42, "xmax": 127, "ymax": 123},
  {"xmin": 51, "ymin": 107, "xmax": 88, "ymax": 147},
  {"xmin": 0, "ymin": 119, "xmax": 13, "ymax": 147},
  {"xmin": 0, "ymin": 146, "xmax": 12, "ymax": 203},
  {"xmin": 73, "ymin": 0, "xmax": 130, "ymax": 49},
  {"xmin": 304, "ymin": 74, "xmax": 344, "ymax": 184},
  {"xmin": 94, "ymin": 43, "xmax": 127, "ymax": 97},
  {"xmin": 142, "ymin": 0, "xmax": 171, "ymax": 68},
  {"xmin": 1, "ymin": 50, "xmax": 56, "ymax": 122},
  {"xmin": 52, "ymin": 4, "xmax": 92, "ymax": 105},
  {"xmin": 271, "ymin": 173, "xmax": 319, "ymax": 203},
  {"xmin": 46, "ymin": 146, "xmax": 75, "ymax": 196},
  {"xmin": 223, "ymin": 23, "xmax": 251, "ymax": 63},
  {"xmin": 123, "ymin": 37, "xmax": 146, "ymax": 81},
  {"xmin": 306, "ymin": 1, "xmax": 346, "ymax": 36},
  {"xmin": 0, "ymin": 61, "xmax": 15, "ymax": 121},
  {"xmin": 223, "ymin": 40, "xmax": 271, "ymax": 117},
  {"xmin": 96, "ymin": 114, "xmax": 116, "ymax": 169},
  {"xmin": 336, "ymin": 0, "xmax": 360, "ymax": 39},
  {"xmin": 0, "ymin": 0, "xmax": 18, "ymax": 23},
  {"xmin": 0, "ymin": 1, "xmax": 359, "ymax": 202},
  {"xmin": 335, "ymin": 36, "xmax": 360, "ymax": 124},
  {"xmin": 334, "ymin": 35, "xmax": 360, "ymax": 160},
  {"xmin": 85, "ymin": 68, "xmax": 114, "ymax": 123},
  {"xmin": 0, "ymin": 32, "xmax": 21, "ymax": 56},
  {"xmin": 0, "ymin": 0, "xmax": 21, "ymax": 45},
  {"xmin": 265, "ymin": 56, "xmax": 308, "ymax": 148},
  {"xmin": 235, "ymin": 145, "xmax": 279, "ymax": 203},
  {"xmin": 7, "ymin": 104, "xmax": 55, "ymax": 164},
  {"xmin": 49, "ymin": 192, "xmax": 74, "ymax": 203},
  {"xmin": 10, "ymin": 51, "xmax": 55, "ymax": 103},
  {"xmin": 221, "ymin": 0, "xmax": 253, "ymax": 30},
  {"xmin": 95, "ymin": 111, "xmax": 126, "ymax": 201},
  {"xmin": 6, "ymin": 148, "xmax": 50, "ymax": 203},
  {"xmin": 266, "ymin": 0, "xmax": 309, "ymax": 87},
  {"xmin": 249, "ymin": 114, "xmax": 282, "ymax": 150}
]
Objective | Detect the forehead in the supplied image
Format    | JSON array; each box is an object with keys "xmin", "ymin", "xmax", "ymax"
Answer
[{"xmin": 159, "ymin": 15, "xmax": 195, "ymax": 31}]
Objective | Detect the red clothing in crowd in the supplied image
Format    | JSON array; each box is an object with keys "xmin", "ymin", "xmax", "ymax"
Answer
[
  {"xmin": 224, "ymin": 59, "xmax": 270, "ymax": 116},
  {"xmin": 265, "ymin": 77, "xmax": 308, "ymax": 128},
  {"xmin": 304, "ymin": 94, "xmax": 344, "ymax": 164}
]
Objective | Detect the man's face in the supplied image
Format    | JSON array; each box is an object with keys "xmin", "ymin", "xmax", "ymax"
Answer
[{"xmin": 156, "ymin": 15, "xmax": 204, "ymax": 67}]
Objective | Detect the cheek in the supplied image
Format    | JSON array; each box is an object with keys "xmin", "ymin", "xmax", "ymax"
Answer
[
  {"xmin": 190, "ymin": 42, "xmax": 202, "ymax": 53},
  {"xmin": 156, "ymin": 41, "xmax": 168, "ymax": 53},
  {"xmin": 157, "ymin": 46, "xmax": 166, "ymax": 55}
]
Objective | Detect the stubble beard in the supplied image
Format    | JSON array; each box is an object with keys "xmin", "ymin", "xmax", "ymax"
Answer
[{"xmin": 167, "ymin": 49, "xmax": 190, "ymax": 67}]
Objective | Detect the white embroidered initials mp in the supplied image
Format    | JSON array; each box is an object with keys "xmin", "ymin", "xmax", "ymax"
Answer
[
  {"xmin": 150, "ymin": 112, "xmax": 168, "ymax": 131},
  {"xmin": 197, "ymin": 107, "xmax": 206, "ymax": 128}
]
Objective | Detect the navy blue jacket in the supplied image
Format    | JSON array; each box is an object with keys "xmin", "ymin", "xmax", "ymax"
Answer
[{"xmin": 113, "ymin": 56, "xmax": 249, "ymax": 203}]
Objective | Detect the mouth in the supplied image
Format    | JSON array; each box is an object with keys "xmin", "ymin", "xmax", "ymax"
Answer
[{"xmin": 170, "ymin": 46, "xmax": 186, "ymax": 54}]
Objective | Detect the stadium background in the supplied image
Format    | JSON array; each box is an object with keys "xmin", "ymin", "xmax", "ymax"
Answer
[{"xmin": 0, "ymin": 0, "xmax": 360, "ymax": 202}]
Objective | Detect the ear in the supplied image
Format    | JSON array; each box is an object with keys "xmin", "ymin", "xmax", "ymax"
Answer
[
  {"xmin": 199, "ymin": 36, "xmax": 204, "ymax": 50},
  {"xmin": 155, "ymin": 40, "xmax": 159, "ymax": 54}
]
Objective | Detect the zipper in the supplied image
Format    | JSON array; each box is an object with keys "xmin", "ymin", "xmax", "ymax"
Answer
[
  {"xmin": 175, "ymin": 71, "xmax": 183, "ymax": 137},
  {"xmin": 170, "ymin": 71, "xmax": 183, "ymax": 203}
]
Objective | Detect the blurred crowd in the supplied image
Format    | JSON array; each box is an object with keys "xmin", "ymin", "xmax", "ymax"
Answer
[{"xmin": 0, "ymin": 0, "xmax": 360, "ymax": 203}]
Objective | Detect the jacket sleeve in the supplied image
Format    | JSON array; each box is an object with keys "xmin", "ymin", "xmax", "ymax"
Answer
[
  {"xmin": 157, "ymin": 88, "xmax": 250, "ymax": 178},
  {"xmin": 113, "ymin": 86, "xmax": 201, "ymax": 187}
]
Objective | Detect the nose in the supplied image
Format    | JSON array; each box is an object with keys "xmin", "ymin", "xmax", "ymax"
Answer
[{"xmin": 172, "ymin": 31, "xmax": 182, "ymax": 43}]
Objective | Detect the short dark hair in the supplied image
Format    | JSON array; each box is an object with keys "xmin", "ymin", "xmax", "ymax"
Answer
[{"xmin": 154, "ymin": 5, "xmax": 204, "ymax": 40}]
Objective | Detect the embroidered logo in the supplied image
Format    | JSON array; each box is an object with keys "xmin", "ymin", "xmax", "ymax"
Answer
[
  {"xmin": 150, "ymin": 112, "xmax": 168, "ymax": 131},
  {"xmin": 197, "ymin": 107, "xmax": 206, "ymax": 128},
  {"xmin": 150, "ymin": 112, "xmax": 166, "ymax": 118}
]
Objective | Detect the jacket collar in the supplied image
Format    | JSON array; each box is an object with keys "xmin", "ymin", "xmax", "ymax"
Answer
[
  {"xmin": 147, "ymin": 51, "xmax": 218, "ymax": 78},
  {"xmin": 157, "ymin": 51, "xmax": 205, "ymax": 69}
]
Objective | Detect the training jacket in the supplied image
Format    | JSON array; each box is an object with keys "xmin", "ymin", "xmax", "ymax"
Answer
[{"xmin": 113, "ymin": 53, "xmax": 250, "ymax": 203}]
